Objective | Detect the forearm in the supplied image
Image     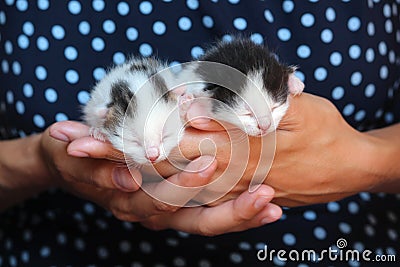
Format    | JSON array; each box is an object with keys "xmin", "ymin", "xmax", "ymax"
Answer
[
  {"xmin": 0, "ymin": 134, "xmax": 54, "ymax": 210},
  {"xmin": 365, "ymin": 123, "xmax": 400, "ymax": 193}
]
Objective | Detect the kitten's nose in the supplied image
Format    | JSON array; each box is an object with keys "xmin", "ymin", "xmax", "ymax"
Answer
[
  {"xmin": 257, "ymin": 120, "xmax": 271, "ymax": 132},
  {"xmin": 145, "ymin": 146, "xmax": 160, "ymax": 162}
]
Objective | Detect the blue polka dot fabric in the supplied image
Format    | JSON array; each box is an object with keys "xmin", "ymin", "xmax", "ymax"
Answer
[{"xmin": 0, "ymin": 1, "xmax": 399, "ymax": 266}]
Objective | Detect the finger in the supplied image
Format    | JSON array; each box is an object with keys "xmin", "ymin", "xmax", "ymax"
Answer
[
  {"xmin": 49, "ymin": 120, "xmax": 91, "ymax": 142},
  {"xmin": 143, "ymin": 185, "xmax": 279, "ymax": 236},
  {"xmin": 67, "ymin": 137, "xmax": 124, "ymax": 161},
  {"xmin": 186, "ymin": 104, "xmax": 225, "ymax": 131},
  {"xmin": 110, "ymin": 156, "xmax": 217, "ymax": 221}
]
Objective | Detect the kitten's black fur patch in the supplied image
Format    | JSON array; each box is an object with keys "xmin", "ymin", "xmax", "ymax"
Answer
[{"xmin": 197, "ymin": 38, "xmax": 292, "ymax": 105}]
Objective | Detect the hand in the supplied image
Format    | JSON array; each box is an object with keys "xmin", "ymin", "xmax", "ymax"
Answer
[
  {"xmin": 49, "ymin": 121, "xmax": 282, "ymax": 235},
  {"xmin": 189, "ymin": 93, "xmax": 387, "ymax": 207}
]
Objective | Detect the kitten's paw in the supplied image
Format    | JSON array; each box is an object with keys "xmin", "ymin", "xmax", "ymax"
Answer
[
  {"xmin": 178, "ymin": 93, "xmax": 194, "ymax": 121},
  {"xmin": 89, "ymin": 127, "xmax": 108, "ymax": 142}
]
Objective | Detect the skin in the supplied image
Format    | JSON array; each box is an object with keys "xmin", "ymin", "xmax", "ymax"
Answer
[
  {"xmin": 64, "ymin": 93, "xmax": 400, "ymax": 207},
  {"xmin": 0, "ymin": 121, "xmax": 281, "ymax": 236}
]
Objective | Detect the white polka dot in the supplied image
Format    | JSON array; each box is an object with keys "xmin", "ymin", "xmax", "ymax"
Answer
[
  {"xmin": 55, "ymin": 113, "xmax": 68, "ymax": 122},
  {"xmin": 238, "ymin": 242, "xmax": 251, "ymax": 250},
  {"xmin": 65, "ymin": 69, "xmax": 79, "ymax": 84},
  {"xmin": 250, "ymin": 33, "xmax": 264, "ymax": 44},
  {"xmin": 303, "ymin": 210, "xmax": 317, "ymax": 221},
  {"xmin": 283, "ymin": 233, "xmax": 296, "ymax": 246},
  {"xmin": 91, "ymin": 37, "xmax": 105, "ymax": 51},
  {"xmin": 348, "ymin": 201, "xmax": 360, "ymax": 214},
  {"xmin": 93, "ymin": 67, "xmax": 106, "ymax": 81},
  {"xmin": 367, "ymin": 22, "xmax": 375, "ymax": 36},
  {"xmin": 383, "ymin": 3, "xmax": 392, "ymax": 17},
  {"xmin": 12, "ymin": 61, "xmax": 21, "ymax": 75},
  {"xmin": 339, "ymin": 222, "xmax": 352, "ymax": 234},
  {"xmin": 378, "ymin": 41, "xmax": 387, "ymax": 55},
  {"xmin": 6, "ymin": 90, "xmax": 14, "ymax": 104},
  {"xmin": 364, "ymin": 225, "xmax": 375, "ymax": 236},
  {"xmin": 282, "ymin": 0, "xmax": 294, "ymax": 13},
  {"xmin": 153, "ymin": 21, "xmax": 166, "ymax": 35},
  {"xmin": 16, "ymin": 101, "xmax": 25, "ymax": 115},
  {"xmin": 186, "ymin": 0, "xmax": 199, "ymax": 9},
  {"xmin": 233, "ymin": 17, "xmax": 247, "ymax": 30},
  {"xmin": 301, "ymin": 13, "xmax": 315, "ymax": 27},
  {"xmin": 64, "ymin": 46, "xmax": 78, "ymax": 61},
  {"xmin": 113, "ymin": 52, "xmax": 126, "ymax": 65},
  {"xmin": 264, "ymin": 9, "xmax": 274, "ymax": 23},
  {"xmin": 139, "ymin": 43, "xmax": 153, "ymax": 57},
  {"xmin": 364, "ymin": 84, "xmax": 375, "ymax": 97},
  {"xmin": 37, "ymin": 0, "xmax": 49, "ymax": 10},
  {"xmin": 313, "ymin": 227, "xmax": 327, "ymax": 240},
  {"xmin": 277, "ymin": 28, "xmax": 291, "ymax": 41},
  {"xmin": 202, "ymin": 16, "xmax": 214, "ymax": 28},
  {"xmin": 139, "ymin": 1, "xmax": 153, "ymax": 15},
  {"xmin": 74, "ymin": 238, "xmax": 86, "ymax": 251},
  {"xmin": 103, "ymin": 19, "xmax": 116, "ymax": 34},
  {"xmin": 68, "ymin": 1, "xmax": 81, "ymax": 15},
  {"xmin": 191, "ymin": 46, "xmax": 204, "ymax": 58},
  {"xmin": 45, "ymin": 88, "xmax": 58, "ymax": 103},
  {"xmin": 359, "ymin": 192, "xmax": 371, "ymax": 201},
  {"xmin": 365, "ymin": 48, "xmax": 375, "ymax": 62},
  {"xmin": 35, "ymin": 65, "xmax": 47, "ymax": 80},
  {"xmin": 385, "ymin": 112, "xmax": 394, "ymax": 123},
  {"xmin": 385, "ymin": 19, "xmax": 393, "ymax": 33},
  {"xmin": 349, "ymin": 45, "xmax": 361, "ymax": 59},
  {"xmin": 343, "ymin": 103, "xmax": 355, "ymax": 116},
  {"xmin": 228, "ymin": 0, "xmax": 240, "ymax": 4},
  {"xmin": 314, "ymin": 67, "xmax": 327, "ymax": 81},
  {"xmin": 297, "ymin": 45, "xmax": 311, "ymax": 58},
  {"xmin": 20, "ymin": 251, "xmax": 29, "ymax": 263},
  {"xmin": 178, "ymin": 17, "xmax": 192, "ymax": 31},
  {"xmin": 22, "ymin": 21, "xmax": 34, "ymax": 36},
  {"xmin": 92, "ymin": 0, "xmax": 105, "ymax": 12},
  {"xmin": 330, "ymin": 52, "xmax": 342, "ymax": 66},
  {"xmin": 327, "ymin": 201, "xmax": 340, "ymax": 212},
  {"xmin": 78, "ymin": 21, "xmax": 91, "ymax": 35},
  {"xmin": 5, "ymin": 40, "xmax": 13, "ymax": 55},
  {"xmin": 5, "ymin": 0, "xmax": 14, "ymax": 5},
  {"xmin": 348, "ymin": 17, "xmax": 361, "ymax": 31},
  {"xmin": 321, "ymin": 28, "xmax": 333, "ymax": 43},
  {"xmin": 350, "ymin": 72, "xmax": 362, "ymax": 86},
  {"xmin": 273, "ymin": 256, "xmax": 286, "ymax": 266},
  {"xmin": 139, "ymin": 241, "xmax": 153, "ymax": 254},
  {"xmin": 325, "ymin": 7, "xmax": 336, "ymax": 21},
  {"xmin": 229, "ymin": 252, "xmax": 242, "ymax": 263},
  {"xmin": 117, "ymin": 2, "xmax": 130, "ymax": 16},
  {"xmin": 0, "ymin": 11, "xmax": 6, "ymax": 25},
  {"xmin": 120, "ymin": 240, "xmax": 132, "ymax": 253},
  {"xmin": 126, "ymin": 27, "xmax": 138, "ymax": 41},
  {"xmin": 17, "ymin": 35, "xmax": 29, "ymax": 49},
  {"xmin": 222, "ymin": 34, "xmax": 233, "ymax": 42},
  {"xmin": 294, "ymin": 71, "xmax": 305, "ymax": 82},
  {"xmin": 16, "ymin": 0, "xmax": 28, "ymax": 11},
  {"xmin": 77, "ymin": 90, "xmax": 90, "ymax": 104},
  {"xmin": 389, "ymin": 50, "xmax": 396, "ymax": 63},
  {"xmin": 353, "ymin": 242, "xmax": 364, "ymax": 252},
  {"xmin": 23, "ymin": 83, "xmax": 33, "ymax": 98},
  {"xmin": 380, "ymin": 65, "xmax": 389, "ymax": 79},
  {"xmin": 33, "ymin": 114, "xmax": 45, "ymax": 128},
  {"xmin": 332, "ymin": 86, "xmax": 344, "ymax": 99},
  {"xmin": 36, "ymin": 36, "xmax": 49, "ymax": 51},
  {"xmin": 51, "ymin": 25, "xmax": 65, "ymax": 40}
]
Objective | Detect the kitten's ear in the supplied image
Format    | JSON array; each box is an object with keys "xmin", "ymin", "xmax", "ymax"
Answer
[{"xmin": 288, "ymin": 72, "xmax": 304, "ymax": 96}]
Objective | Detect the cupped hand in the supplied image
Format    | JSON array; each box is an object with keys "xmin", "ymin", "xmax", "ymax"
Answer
[
  {"xmin": 48, "ymin": 121, "xmax": 282, "ymax": 235},
  {"xmin": 189, "ymin": 93, "xmax": 379, "ymax": 207}
]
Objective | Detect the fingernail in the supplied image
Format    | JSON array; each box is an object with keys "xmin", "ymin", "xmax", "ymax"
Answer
[
  {"xmin": 112, "ymin": 168, "xmax": 136, "ymax": 191},
  {"xmin": 68, "ymin": 150, "xmax": 89, "ymax": 157},
  {"xmin": 50, "ymin": 131, "xmax": 70, "ymax": 142}
]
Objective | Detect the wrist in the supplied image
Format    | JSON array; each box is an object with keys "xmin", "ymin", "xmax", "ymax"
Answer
[
  {"xmin": 0, "ymin": 134, "xmax": 55, "ymax": 209},
  {"xmin": 364, "ymin": 125, "xmax": 400, "ymax": 193}
]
